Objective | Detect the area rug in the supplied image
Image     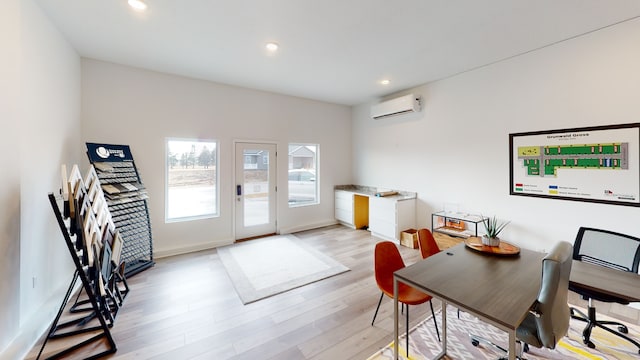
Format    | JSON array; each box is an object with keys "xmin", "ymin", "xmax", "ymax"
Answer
[
  {"xmin": 368, "ymin": 305, "xmax": 640, "ymax": 360},
  {"xmin": 218, "ymin": 234, "xmax": 349, "ymax": 304}
]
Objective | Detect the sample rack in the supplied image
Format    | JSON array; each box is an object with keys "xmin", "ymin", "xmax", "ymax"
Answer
[
  {"xmin": 86, "ymin": 143, "xmax": 154, "ymax": 276},
  {"xmin": 39, "ymin": 164, "xmax": 130, "ymax": 359}
]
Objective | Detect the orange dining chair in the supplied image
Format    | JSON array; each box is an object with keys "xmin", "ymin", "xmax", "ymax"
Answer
[
  {"xmin": 417, "ymin": 228, "xmax": 441, "ymax": 259},
  {"xmin": 371, "ymin": 241, "xmax": 440, "ymax": 356}
]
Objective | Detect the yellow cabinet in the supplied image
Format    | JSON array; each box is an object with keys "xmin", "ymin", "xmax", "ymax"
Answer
[{"xmin": 334, "ymin": 190, "xmax": 369, "ymax": 229}]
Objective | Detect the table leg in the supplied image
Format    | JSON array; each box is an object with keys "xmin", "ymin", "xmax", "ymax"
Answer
[
  {"xmin": 394, "ymin": 277, "xmax": 399, "ymax": 360},
  {"xmin": 437, "ymin": 300, "xmax": 447, "ymax": 359},
  {"xmin": 508, "ymin": 329, "xmax": 516, "ymax": 360}
]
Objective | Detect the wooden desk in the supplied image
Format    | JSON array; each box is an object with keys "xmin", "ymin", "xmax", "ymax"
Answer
[
  {"xmin": 570, "ymin": 260, "xmax": 640, "ymax": 302},
  {"xmin": 393, "ymin": 243, "xmax": 545, "ymax": 360}
]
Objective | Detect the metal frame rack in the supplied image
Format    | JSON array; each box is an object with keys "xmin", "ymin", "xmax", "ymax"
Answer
[
  {"xmin": 86, "ymin": 143, "xmax": 154, "ymax": 277},
  {"xmin": 39, "ymin": 164, "xmax": 130, "ymax": 359}
]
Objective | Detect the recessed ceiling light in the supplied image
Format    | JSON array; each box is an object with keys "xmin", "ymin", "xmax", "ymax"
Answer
[
  {"xmin": 265, "ymin": 42, "xmax": 279, "ymax": 52},
  {"xmin": 128, "ymin": 0, "xmax": 148, "ymax": 11},
  {"xmin": 380, "ymin": 79, "xmax": 391, "ymax": 85}
]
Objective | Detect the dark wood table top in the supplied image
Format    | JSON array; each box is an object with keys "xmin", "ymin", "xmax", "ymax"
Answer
[
  {"xmin": 570, "ymin": 260, "xmax": 640, "ymax": 303},
  {"xmin": 395, "ymin": 243, "xmax": 545, "ymax": 330}
]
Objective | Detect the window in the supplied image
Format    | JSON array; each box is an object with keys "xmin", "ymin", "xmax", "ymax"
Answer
[
  {"xmin": 166, "ymin": 138, "xmax": 218, "ymax": 221},
  {"xmin": 288, "ymin": 144, "xmax": 318, "ymax": 206}
]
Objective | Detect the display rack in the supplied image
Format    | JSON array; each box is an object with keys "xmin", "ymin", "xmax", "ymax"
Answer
[
  {"xmin": 86, "ymin": 143, "xmax": 154, "ymax": 277},
  {"xmin": 431, "ymin": 211, "xmax": 487, "ymax": 238},
  {"xmin": 39, "ymin": 165, "xmax": 130, "ymax": 359}
]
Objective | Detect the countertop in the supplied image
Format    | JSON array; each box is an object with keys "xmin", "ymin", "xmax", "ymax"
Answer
[{"xmin": 334, "ymin": 185, "xmax": 416, "ymax": 201}]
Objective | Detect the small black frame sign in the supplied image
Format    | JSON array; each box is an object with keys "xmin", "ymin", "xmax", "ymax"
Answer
[{"xmin": 86, "ymin": 142, "xmax": 134, "ymax": 163}]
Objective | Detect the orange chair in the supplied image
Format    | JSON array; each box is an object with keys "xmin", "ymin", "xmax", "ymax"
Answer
[
  {"xmin": 371, "ymin": 241, "xmax": 440, "ymax": 356},
  {"xmin": 417, "ymin": 228, "xmax": 440, "ymax": 259}
]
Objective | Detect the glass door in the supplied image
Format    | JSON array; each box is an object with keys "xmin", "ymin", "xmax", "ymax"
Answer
[{"xmin": 234, "ymin": 142, "xmax": 277, "ymax": 240}]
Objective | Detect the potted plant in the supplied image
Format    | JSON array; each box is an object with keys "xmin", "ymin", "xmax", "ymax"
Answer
[{"xmin": 481, "ymin": 215, "xmax": 510, "ymax": 247}]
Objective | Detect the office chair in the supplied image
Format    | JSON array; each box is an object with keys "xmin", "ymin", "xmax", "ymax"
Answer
[
  {"xmin": 471, "ymin": 241, "xmax": 573, "ymax": 359},
  {"xmin": 371, "ymin": 241, "xmax": 440, "ymax": 356},
  {"xmin": 417, "ymin": 228, "xmax": 441, "ymax": 259},
  {"xmin": 569, "ymin": 227, "xmax": 640, "ymax": 352}
]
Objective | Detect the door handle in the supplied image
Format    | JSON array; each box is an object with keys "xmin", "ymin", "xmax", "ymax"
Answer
[{"xmin": 236, "ymin": 184, "xmax": 242, "ymax": 196}]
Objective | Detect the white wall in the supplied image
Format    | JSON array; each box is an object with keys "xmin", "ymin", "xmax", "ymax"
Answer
[
  {"xmin": 0, "ymin": 1, "xmax": 82, "ymax": 358},
  {"xmin": 0, "ymin": 0, "xmax": 23, "ymax": 355},
  {"xmin": 352, "ymin": 18, "xmax": 640, "ymax": 252},
  {"xmin": 81, "ymin": 59, "xmax": 352, "ymax": 256}
]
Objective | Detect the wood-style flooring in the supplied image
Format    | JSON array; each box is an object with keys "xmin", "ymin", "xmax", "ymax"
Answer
[{"xmin": 27, "ymin": 225, "xmax": 640, "ymax": 359}]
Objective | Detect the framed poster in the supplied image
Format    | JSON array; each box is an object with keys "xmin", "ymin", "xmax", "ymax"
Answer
[{"xmin": 509, "ymin": 123, "xmax": 640, "ymax": 207}]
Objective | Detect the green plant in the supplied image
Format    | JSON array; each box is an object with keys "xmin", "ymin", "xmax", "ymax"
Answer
[{"xmin": 482, "ymin": 215, "xmax": 510, "ymax": 239}]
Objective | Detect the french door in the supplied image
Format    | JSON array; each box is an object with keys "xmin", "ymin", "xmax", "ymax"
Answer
[{"xmin": 234, "ymin": 142, "xmax": 277, "ymax": 240}]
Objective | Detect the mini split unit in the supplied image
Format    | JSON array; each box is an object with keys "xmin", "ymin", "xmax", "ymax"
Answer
[{"xmin": 370, "ymin": 93, "xmax": 421, "ymax": 120}]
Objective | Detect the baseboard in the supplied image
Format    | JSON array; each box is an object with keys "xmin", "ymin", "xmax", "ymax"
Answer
[
  {"xmin": 155, "ymin": 220, "xmax": 339, "ymax": 258},
  {"xmin": 279, "ymin": 220, "xmax": 338, "ymax": 235},
  {"xmin": 154, "ymin": 238, "xmax": 233, "ymax": 258}
]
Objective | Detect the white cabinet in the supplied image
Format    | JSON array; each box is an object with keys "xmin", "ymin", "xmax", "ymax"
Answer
[
  {"xmin": 335, "ymin": 190, "xmax": 369, "ymax": 229},
  {"xmin": 335, "ymin": 188, "xmax": 416, "ymax": 242},
  {"xmin": 369, "ymin": 197, "xmax": 416, "ymax": 242},
  {"xmin": 335, "ymin": 190, "xmax": 354, "ymax": 226}
]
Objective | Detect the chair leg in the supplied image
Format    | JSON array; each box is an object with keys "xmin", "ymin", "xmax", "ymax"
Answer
[
  {"xmin": 571, "ymin": 302, "xmax": 640, "ymax": 352},
  {"xmin": 592, "ymin": 320, "xmax": 640, "ymax": 353},
  {"xmin": 429, "ymin": 300, "xmax": 441, "ymax": 342},
  {"xmin": 404, "ymin": 301, "xmax": 441, "ymax": 357},
  {"xmin": 371, "ymin": 293, "xmax": 384, "ymax": 326},
  {"xmin": 470, "ymin": 334, "xmax": 508, "ymax": 354}
]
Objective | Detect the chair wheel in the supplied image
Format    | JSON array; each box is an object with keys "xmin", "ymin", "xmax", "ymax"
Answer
[
  {"xmin": 618, "ymin": 325, "xmax": 628, "ymax": 334},
  {"xmin": 587, "ymin": 341, "xmax": 595, "ymax": 349},
  {"xmin": 471, "ymin": 339, "xmax": 479, "ymax": 347},
  {"xmin": 523, "ymin": 343, "xmax": 529, "ymax": 353}
]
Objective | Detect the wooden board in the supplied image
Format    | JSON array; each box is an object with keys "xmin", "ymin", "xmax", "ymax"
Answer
[{"xmin": 464, "ymin": 236, "xmax": 520, "ymax": 256}]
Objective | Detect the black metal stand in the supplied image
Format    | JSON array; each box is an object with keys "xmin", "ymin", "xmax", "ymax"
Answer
[
  {"xmin": 570, "ymin": 302, "xmax": 640, "ymax": 353},
  {"xmin": 86, "ymin": 143, "xmax": 154, "ymax": 277},
  {"xmin": 37, "ymin": 194, "xmax": 118, "ymax": 360}
]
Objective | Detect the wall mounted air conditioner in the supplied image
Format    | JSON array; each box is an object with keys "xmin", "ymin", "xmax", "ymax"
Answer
[{"xmin": 370, "ymin": 93, "xmax": 421, "ymax": 120}]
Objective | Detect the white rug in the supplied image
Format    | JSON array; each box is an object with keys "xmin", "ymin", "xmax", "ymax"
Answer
[{"xmin": 217, "ymin": 234, "xmax": 349, "ymax": 304}]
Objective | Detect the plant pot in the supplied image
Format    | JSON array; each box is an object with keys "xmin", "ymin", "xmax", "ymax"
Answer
[{"xmin": 481, "ymin": 235, "xmax": 500, "ymax": 247}]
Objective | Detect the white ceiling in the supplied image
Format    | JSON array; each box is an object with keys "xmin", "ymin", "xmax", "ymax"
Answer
[{"xmin": 34, "ymin": 0, "xmax": 640, "ymax": 106}]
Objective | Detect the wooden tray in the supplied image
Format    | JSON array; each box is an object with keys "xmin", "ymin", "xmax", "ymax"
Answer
[{"xmin": 464, "ymin": 237, "xmax": 520, "ymax": 256}]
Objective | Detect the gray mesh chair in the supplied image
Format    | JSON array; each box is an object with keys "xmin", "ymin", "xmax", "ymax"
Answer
[
  {"xmin": 471, "ymin": 241, "xmax": 573, "ymax": 358},
  {"xmin": 569, "ymin": 227, "xmax": 640, "ymax": 352}
]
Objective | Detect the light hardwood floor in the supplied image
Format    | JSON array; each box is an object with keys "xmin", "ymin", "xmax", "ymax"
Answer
[{"xmin": 28, "ymin": 225, "xmax": 640, "ymax": 359}]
